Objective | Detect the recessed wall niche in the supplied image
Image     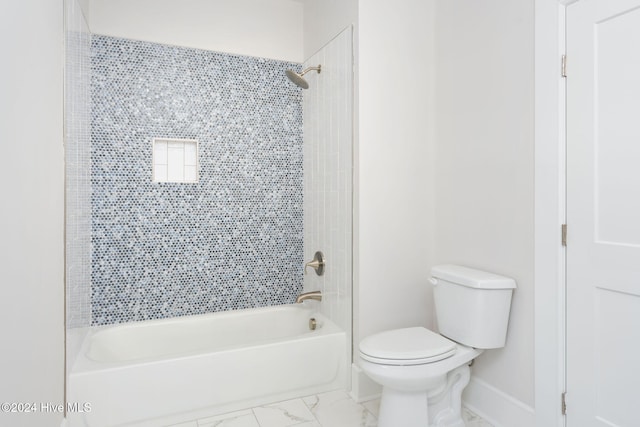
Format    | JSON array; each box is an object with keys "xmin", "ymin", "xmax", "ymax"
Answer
[{"xmin": 152, "ymin": 138, "xmax": 198, "ymax": 183}]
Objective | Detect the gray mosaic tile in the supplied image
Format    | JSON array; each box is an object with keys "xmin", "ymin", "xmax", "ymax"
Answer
[
  {"xmin": 65, "ymin": 5, "xmax": 92, "ymax": 329},
  {"xmin": 91, "ymin": 35, "xmax": 303, "ymax": 325}
]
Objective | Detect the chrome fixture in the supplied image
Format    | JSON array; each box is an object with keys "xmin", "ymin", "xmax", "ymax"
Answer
[
  {"xmin": 285, "ymin": 65, "xmax": 321, "ymax": 89},
  {"xmin": 304, "ymin": 251, "xmax": 325, "ymax": 276},
  {"xmin": 309, "ymin": 318, "xmax": 317, "ymax": 330},
  {"xmin": 296, "ymin": 291, "xmax": 322, "ymax": 304}
]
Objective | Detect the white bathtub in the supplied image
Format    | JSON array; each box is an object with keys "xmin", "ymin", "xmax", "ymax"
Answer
[{"xmin": 67, "ymin": 304, "xmax": 347, "ymax": 427}]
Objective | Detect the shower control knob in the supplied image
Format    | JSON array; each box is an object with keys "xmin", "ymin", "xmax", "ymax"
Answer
[{"xmin": 304, "ymin": 251, "xmax": 325, "ymax": 276}]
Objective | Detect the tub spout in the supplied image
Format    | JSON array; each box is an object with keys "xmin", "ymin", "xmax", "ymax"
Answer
[{"xmin": 296, "ymin": 291, "xmax": 322, "ymax": 303}]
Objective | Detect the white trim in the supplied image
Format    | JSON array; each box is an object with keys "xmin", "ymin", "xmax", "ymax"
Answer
[
  {"xmin": 349, "ymin": 363, "xmax": 381, "ymax": 403},
  {"xmin": 463, "ymin": 377, "xmax": 535, "ymax": 427},
  {"xmin": 534, "ymin": 1, "xmax": 569, "ymax": 427}
]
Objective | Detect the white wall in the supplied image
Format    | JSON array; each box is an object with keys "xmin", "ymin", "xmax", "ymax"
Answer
[
  {"xmin": 356, "ymin": 0, "xmax": 437, "ymax": 353},
  {"xmin": 78, "ymin": 0, "xmax": 90, "ymax": 22},
  {"xmin": 0, "ymin": 1, "xmax": 65, "ymax": 426},
  {"xmin": 434, "ymin": 0, "xmax": 535, "ymax": 421},
  {"xmin": 89, "ymin": 0, "xmax": 304, "ymax": 62},
  {"xmin": 302, "ymin": 0, "xmax": 357, "ymax": 60}
]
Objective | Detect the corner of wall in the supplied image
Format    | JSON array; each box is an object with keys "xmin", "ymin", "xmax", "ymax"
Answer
[
  {"xmin": 349, "ymin": 363, "xmax": 381, "ymax": 403},
  {"xmin": 463, "ymin": 377, "xmax": 535, "ymax": 427},
  {"xmin": 302, "ymin": 0, "xmax": 357, "ymax": 60},
  {"xmin": 1, "ymin": 0, "xmax": 65, "ymax": 424},
  {"xmin": 78, "ymin": 0, "xmax": 90, "ymax": 25}
]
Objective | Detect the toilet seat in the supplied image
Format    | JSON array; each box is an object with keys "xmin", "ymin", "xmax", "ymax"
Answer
[{"xmin": 359, "ymin": 327, "xmax": 457, "ymax": 366}]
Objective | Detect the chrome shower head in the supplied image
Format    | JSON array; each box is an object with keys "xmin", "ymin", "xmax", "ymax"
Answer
[{"xmin": 285, "ymin": 65, "xmax": 322, "ymax": 89}]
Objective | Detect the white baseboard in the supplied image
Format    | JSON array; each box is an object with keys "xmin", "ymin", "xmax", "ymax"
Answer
[
  {"xmin": 349, "ymin": 363, "xmax": 381, "ymax": 403},
  {"xmin": 463, "ymin": 377, "xmax": 535, "ymax": 427}
]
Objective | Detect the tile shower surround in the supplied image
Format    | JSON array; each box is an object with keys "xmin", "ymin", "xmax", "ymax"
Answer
[
  {"xmin": 91, "ymin": 35, "xmax": 303, "ymax": 325},
  {"xmin": 66, "ymin": 0, "xmax": 91, "ymax": 330}
]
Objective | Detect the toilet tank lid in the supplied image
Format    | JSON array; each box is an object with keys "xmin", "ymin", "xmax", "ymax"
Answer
[{"xmin": 431, "ymin": 264, "xmax": 516, "ymax": 290}]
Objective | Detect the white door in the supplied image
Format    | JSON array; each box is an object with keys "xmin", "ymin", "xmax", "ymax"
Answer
[{"xmin": 566, "ymin": 1, "xmax": 640, "ymax": 426}]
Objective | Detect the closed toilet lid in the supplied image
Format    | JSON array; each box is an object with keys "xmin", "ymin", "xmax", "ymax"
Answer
[{"xmin": 359, "ymin": 327, "xmax": 456, "ymax": 366}]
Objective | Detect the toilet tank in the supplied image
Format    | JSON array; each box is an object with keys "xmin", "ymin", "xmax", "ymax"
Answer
[{"xmin": 431, "ymin": 265, "xmax": 516, "ymax": 349}]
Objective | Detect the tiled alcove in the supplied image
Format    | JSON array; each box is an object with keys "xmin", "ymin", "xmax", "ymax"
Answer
[{"xmin": 91, "ymin": 35, "xmax": 304, "ymax": 325}]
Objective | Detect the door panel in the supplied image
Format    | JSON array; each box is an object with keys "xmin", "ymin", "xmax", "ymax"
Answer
[
  {"xmin": 594, "ymin": 6, "xmax": 640, "ymax": 246},
  {"xmin": 595, "ymin": 289, "xmax": 640, "ymax": 425},
  {"xmin": 567, "ymin": 1, "xmax": 640, "ymax": 426}
]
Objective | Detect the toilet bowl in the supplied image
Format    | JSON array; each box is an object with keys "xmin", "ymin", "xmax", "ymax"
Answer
[
  {"xmin": 359, "ymin": 327, "xmax": 481, "ymax": 427},
  {"xmin": 359, "ymin": 265, "xmax": 516, "ymax": 427}
]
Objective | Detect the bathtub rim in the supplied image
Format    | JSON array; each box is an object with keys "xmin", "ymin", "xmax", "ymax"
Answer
[{"xmin": 70, "ymin": 303, "xmax": 341, "ymax": 372}]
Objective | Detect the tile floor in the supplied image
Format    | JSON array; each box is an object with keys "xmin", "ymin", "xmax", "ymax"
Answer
[{"xmin": 166, "ymin": 390, "xmax": 493, "ymax": 427}]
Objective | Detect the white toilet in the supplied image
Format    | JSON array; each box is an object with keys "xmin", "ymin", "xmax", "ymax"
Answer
[{"xmin": 359, "ymin": 265, "xmax": 516, "ymax": 427}]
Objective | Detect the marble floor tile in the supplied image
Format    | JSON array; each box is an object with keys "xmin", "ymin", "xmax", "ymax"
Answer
[
  {"xmin": 285, "ymin": 422, "xmax": 321, "ymax": 427},
  {"xmin": 360, "ymin": 399, "xmax": 380, "ymax": 418},
  {"xmin": 197, "ymin": 409, "xmax": 260, "ymax": 427},
  {"xmin": 252, "ymin": 398, "xmax": 316, "ymax": 427},
  {"xmin": 172, "ymin": 390, "xmax": 494, "ymax": 427},
  {"xmin": 462, "ymin": 407, "xmax": 494, "ymax": 427},
  {"xmin": 303, "ymin": 390, "xmax": 377, "ymax": 427},
  {"xmin": 167, "ymin": 421, "xmax": 198, "ymax": 427}
]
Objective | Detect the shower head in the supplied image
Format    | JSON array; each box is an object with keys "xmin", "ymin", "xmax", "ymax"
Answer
[{"xmin": 285, "ymin": 65, "xmax": 322, "ymax": 89}]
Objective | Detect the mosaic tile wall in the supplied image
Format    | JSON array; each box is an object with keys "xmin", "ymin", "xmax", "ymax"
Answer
[
  {"xmin": 65, "ymin": 0, "xmax": 92, "ymax": 330},
  {"xmin": 91, "ymin": 35, "xmax": 303, "ymax": 325}
]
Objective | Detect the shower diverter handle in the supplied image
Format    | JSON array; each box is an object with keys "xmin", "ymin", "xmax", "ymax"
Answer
[{"xmin": 304, "ymin": 251, "xmax": 325, "ymax": 276}]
